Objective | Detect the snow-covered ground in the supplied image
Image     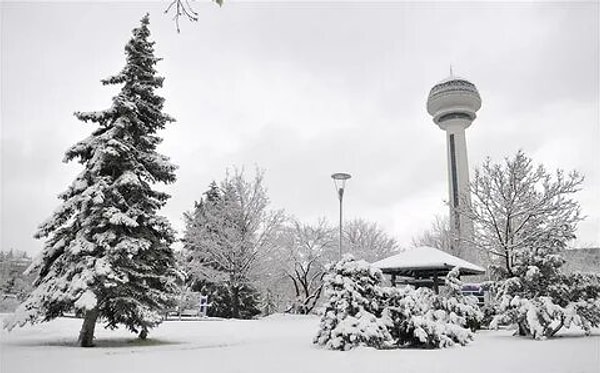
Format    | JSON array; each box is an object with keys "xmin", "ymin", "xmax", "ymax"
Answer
[{"xmin": 1, "ymin": 314, "xmax": 598, "ymax": 373}]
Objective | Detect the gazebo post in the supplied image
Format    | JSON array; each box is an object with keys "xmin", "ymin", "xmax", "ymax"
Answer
[{"xmin": 432, "ymin": 273, "xmax": 439, "ymax": 294}]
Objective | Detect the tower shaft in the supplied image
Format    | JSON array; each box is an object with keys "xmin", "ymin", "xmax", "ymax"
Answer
[{"xmin": 443, "ymin": 122, "xmax": 474, "ymax": 260}]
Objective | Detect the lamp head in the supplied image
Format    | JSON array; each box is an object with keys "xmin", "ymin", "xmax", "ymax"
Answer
[
  {"xmin": 331, "ymin": 172, "xmax": 351, "ymax": 200},
  {"xmin": 331, "ymin": 172, "xmax": 351, "ymax": 181}
]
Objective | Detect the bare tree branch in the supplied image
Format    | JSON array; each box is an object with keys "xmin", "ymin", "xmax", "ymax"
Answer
[{"xmin": 164, "ymin": 0, "xmax": 222, "ymax": 33}]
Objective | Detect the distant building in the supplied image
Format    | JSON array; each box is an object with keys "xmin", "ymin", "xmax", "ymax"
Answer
[
  {"xmin": 562, "ymin": 248, "xmax": 600, "ymax": 274},
  {"xmin": 0, "ymin": 251, "xmax": 32, "ymax": 276},
  {"xmin": 0, "ymin": 251, "xmax": 34, "ymax": 297}
]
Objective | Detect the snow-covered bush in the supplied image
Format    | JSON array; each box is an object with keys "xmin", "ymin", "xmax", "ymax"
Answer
[
  {"xmin": 441, "ymin": 267, "xmax": 484, "ymax": 331},
  {"xmin": 490, "ymin": 243, "xmax": 600, "ymax": 339},
  {"xmin": 313, "ymin": 255, "xmax": 392, "ymax": 351},
  {"xmin": 491, "ymin": 272, "xmax": 600, "ymax": 339},
  {"xmin": 384, "ymin": 287, "xmax": 474, "ymax": 348},
  {"xmin": 315, "ymin": 259, "xmax": 481, "ymax": 350},
  {"xmin": 383, "ymin": 268, "xmax": 481, "ymax": 349}
]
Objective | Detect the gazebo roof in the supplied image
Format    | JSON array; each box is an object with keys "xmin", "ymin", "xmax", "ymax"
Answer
[{"xmin": 372, "ymin": 246, "xmax": 485, "ymax": 277}]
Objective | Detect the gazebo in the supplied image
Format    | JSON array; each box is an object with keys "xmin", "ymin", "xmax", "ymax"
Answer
[{"xmin": 372, "ymin": 246, "xmax": 485, "ymax": 293}]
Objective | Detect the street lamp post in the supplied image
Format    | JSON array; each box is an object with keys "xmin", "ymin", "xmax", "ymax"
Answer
[{"xmin": 331, "ymin": 172, "xmax": 351, "ymax": 260}]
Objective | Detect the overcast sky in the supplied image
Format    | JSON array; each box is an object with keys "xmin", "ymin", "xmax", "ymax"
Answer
[{"xmin": 1, "ymin": 1, "xmax": 599, "ymax": 256}]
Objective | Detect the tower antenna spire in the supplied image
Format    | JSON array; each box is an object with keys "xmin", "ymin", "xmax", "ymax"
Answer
[{"xmin": 450, "ymin": 64, "xmax": 454, "ymax": 77}]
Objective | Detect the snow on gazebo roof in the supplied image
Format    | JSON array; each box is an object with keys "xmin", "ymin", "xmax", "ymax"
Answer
[{"xmin": 372, "ymin": 246, "xmax": 485, "ymax": 277}]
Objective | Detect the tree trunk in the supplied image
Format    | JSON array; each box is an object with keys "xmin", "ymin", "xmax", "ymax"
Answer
[
  {"xmin": 78, "ymin": 308, "xmax": 99, "ymax": 347},
  {"xmin": 545, "ymin": 318, "xmax": 564, "ymax": 338},
  {"xmin": 139, "ymin": 328, "xmax": 148, "ymax": 340},
  {"xmin": 231, "ymin": 286, "xmax": 240, "ymax": 319},
  {"xmin": 517, "ymin": 321, "xmax": 529, "ymax": 336}
]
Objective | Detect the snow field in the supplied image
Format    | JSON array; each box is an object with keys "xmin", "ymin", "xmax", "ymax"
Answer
[{"xmin": 1, "ymin": 314, "xmax": 599, "ymax": 373}]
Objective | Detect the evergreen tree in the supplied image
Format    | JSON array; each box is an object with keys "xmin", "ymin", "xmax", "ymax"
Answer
[
  {"xmin": 191, "ymin": 280, "xmax": 260, "ymax": 319},
  {"xmin": 4, "ymin": 15, "xmax": 178, "ymax": 347},
  {"xmin": 314, "ymin": 255, "xmax": 392, "ymax": 351}
]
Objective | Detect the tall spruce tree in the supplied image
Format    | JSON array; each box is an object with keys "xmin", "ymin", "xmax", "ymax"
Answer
[{"xmin": 4, "ymin": 15, "xmax": 178, "ymax": 347}]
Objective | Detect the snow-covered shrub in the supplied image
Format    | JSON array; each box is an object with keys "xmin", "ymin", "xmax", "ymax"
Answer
[
  {"xmin": 491, "ymin": 272, "xmax": 600, "ymax": 339},
  {"xmin": 313, "ymin": 255, "xmax": 392, "ymax": 351},
  {"xmin": 440, "ymin": 267, "xmax": 484, "ymax": 331},
  {"xmin": 491, "ymin": 243, "xmax": 600, "ymax": 339},
  {"xmin": 315, "ymin": 259, "xmax": 482, "ymax": 350},
  {"xmin": 479, "ymin": 303, "xmax": 498, "ymax": 329},
  {"xmin": 383, "ymin": 268, "xmax": 481, "ymax": 349}
]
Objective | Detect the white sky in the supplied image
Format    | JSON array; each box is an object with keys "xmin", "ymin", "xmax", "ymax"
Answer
[{"xmin": 1, "ymin": 1, "xmax": 599, "ymax": 256}]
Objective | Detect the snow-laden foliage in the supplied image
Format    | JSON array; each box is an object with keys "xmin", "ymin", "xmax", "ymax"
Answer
[
  {"xmin": 193, "ymin": 280, "xmax": 260, "ymax": 319},
  {"xmin": 4, "ymin": 15, "xmax": 178, "ymax": 345},
  {"xmin": 313, "ymin": 255, "xmax": 393, "ymax": 351},
  {"xmin": 182, "ymin": 170, "xmax": 284, "ymax": 319},
  {"xmin": 442, "ymin": 267, "xmax": 485, "ymax": 331},
  {"xmin": 451, "ymin": 150, "xmax": 600, "ymax": 340},
  {"xmin": 490, "ymin": 243, "xmax": 600, "ymax": 339},
  {"xmin": 458, "ymin": 150, "xmax": 583, "ymax": 278},
  {"xmin": 384, "ymin": 287, "xmax": 474, "ymax": 349},
  {"xmin": 314, "ymin": 259, "xmax": 480, "ymax": 350},
  {"xmin": 384, "ymin": 268, "xmax": 482, "ymax": 349}
]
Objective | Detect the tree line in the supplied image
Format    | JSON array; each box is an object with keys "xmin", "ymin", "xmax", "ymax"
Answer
[{"xmin": 178, "ymin": 168, "xmax": 399, "ymax": 318}]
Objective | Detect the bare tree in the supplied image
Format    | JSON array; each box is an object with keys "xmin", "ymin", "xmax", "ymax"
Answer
[
  {"xmin": 276, "ymin": 218, "xmax": 337, "ymax": 314},
  {"xmin": 458, "ymin": 150, "xmax": 584, "ymax": 278},
  {"xmin": 259, "ymin": 217, "xmax": 398, "ymax": 314},
  {"xmin": 411, "ymin": 215, "xmax": 455, "ymax": 255},
  {"xmin": 343, "ymin": 218, "xmax": 400, "ymax": 262}
]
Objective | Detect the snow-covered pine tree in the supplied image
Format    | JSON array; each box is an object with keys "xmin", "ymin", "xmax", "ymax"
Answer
[
  {"xmin": 4, "ymin": 14, "xmax": 178, "ymax": 347},
  {"xmin": 314, "ymin": 255, "xmax": 392, "ymax": 351}
]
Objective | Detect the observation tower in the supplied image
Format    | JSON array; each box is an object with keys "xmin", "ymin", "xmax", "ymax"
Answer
[{"xmin": 426, "ymin": 73, "xmax": 481, "ymax": 262}]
